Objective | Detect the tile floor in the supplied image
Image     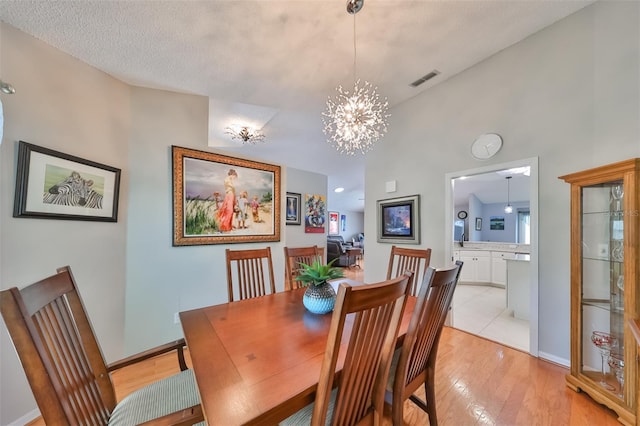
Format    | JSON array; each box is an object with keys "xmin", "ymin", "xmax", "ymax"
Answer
[{"xmin": 451, "ymin": 283, "xmax": 530, "ymax": 353}]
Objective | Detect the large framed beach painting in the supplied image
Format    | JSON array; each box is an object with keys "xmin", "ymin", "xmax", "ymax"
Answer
[{"xmin": 172, "ymin": 145, "xmax": 280, "ymax": 246}]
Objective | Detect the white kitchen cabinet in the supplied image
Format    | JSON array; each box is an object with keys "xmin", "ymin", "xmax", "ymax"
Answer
[
  {"xmin": 455, "ymin": 250, "xmax": 491, "ymax": 283},
  {"xmin": 491, "ymin": 251, "xmax": 516, "ymax": 287}
]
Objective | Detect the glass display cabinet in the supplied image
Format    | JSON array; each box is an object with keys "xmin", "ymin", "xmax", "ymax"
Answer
[{"xmin": 560, "ymin": 159, "xmax": 639, "ymax": 426}]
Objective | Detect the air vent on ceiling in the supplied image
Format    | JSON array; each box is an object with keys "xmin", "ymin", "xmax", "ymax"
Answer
[{"xmin": 409, "ymin": 70, "xmax": 440, "ymax": 87}]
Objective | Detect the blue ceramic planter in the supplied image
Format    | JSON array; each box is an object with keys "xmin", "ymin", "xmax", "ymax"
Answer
[{"xmin": 303, "ymin": 282, "xmax": 336, "ymax": 314}]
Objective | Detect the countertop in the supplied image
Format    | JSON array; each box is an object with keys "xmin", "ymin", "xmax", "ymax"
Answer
[
  {"xmin": 454, "ymin": 241, "xmax": 530, "ymax": 254},
  {"xmin": 506, "ymin": 254, "xmax": 531, "ymax": 262}
]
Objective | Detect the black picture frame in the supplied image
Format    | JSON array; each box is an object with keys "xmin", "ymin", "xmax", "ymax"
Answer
[
  {"xmin": 490, "ymin": 216, "xmax": 505, "ymax": 230},
  {"xmin": 286, "ymin": 192, "xmax": 301, "ymax": 225},
  {"xmin": 475, "ymin": 217, "xmax": 482, "ymax": 231},
  {"xmin": 13, "ymin": 141, "xmax": 121, "ymax": 222},
  {"xmin": 376, "ymin": 194, "xmax": 420, "ymax": 244}
]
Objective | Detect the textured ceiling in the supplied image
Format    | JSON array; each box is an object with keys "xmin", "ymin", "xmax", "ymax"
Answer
[{"xmin": 0, "ymin": 0, "xmax": 593, "ymax": 212}]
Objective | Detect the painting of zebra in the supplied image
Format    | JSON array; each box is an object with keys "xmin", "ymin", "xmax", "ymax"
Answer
[
  {"xmin": 43, "ymin": 172, "xmax": 103, "ymax": 209},
  {"xmin": 14, "ymin": 141, "xmax": 120, "ymax": 221}
]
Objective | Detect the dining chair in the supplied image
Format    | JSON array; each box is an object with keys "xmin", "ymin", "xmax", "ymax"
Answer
[
  {"xmin": 386, "ymin": 261, "xmax": 463, "ymax": 426},
  {"xmin": 226, "ymin": 247, "xmax": 276, "ymax": 302},
  {"xmin": 281, "ymin": 272, "xmax": 413, "ymax": 426},
  {"xmin": 284, "ymin": 245, "xmax": 321, "ymax": 291},
  {"xmin": 387, "ymin": 245, "xmax": 432, "ymax": 296},
  {"xmin": 0, "ymin": 266, "xmax": 203, "ymax": 426}
]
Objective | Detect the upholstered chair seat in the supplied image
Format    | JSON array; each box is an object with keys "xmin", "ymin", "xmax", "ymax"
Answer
[{"xmin": 109, "ymin": 369, "xmax": 203, "ymax": 425}]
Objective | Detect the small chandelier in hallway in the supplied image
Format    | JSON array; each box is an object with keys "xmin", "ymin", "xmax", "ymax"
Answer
[{"xmin": 224, "ymin": 125, "xmax": 265, "ymax": 144}]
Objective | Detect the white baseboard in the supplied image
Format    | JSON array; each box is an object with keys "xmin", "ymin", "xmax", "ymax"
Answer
[
  {"xmin": 538, "ymin": 351, "xmax": 570, "ymax": 368},
  {"xmin": 8, "ymin": 408, "xmax": 40, "ymax": 426}
]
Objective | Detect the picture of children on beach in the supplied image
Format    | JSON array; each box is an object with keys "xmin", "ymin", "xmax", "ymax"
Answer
[{"xmin": 174, "ymin": 146, "xmax": 280, "ymax": 246}]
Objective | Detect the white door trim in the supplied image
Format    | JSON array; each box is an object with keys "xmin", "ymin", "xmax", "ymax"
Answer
[{"xmin": 445, "ymin": 157, "xmax": 539, "ymax": 356}]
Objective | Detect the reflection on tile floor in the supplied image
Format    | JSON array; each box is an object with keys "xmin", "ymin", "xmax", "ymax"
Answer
[{"xmin": 451, "ymin": 284, "xmax": 530, "ymax": 353}]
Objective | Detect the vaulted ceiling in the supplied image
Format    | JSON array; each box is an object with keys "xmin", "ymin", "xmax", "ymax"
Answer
[{"xmin": 0, "ymin": 0, "xmax": 593, "ymax": 211}]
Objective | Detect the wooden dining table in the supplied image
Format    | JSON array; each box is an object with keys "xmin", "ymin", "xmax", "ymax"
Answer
[{"xmin": 180, "ymin": 279, "xmax": 416, "ymax": 425}]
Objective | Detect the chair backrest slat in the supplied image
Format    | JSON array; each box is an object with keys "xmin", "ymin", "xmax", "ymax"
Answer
[
  {"xmin": 391, "ymin": 261, "xmax": 463, "ymax": 425},
  {"xmin": 386, "ymin": 245, "xmax": 432, "ymax": 296},
  {"xmin": 284, "ymin": 246, "xmax": 321, "ymax": 290},
  {"xmin": 226, "ymin": 247, "xmax": 276, "ymax": 302},
  {"xmin": 311, "ymin": 272, "xmax": 412, "ymax": 425},
  {"xmin": 0, "ymin": 266, "xmax": 116, "ymax": 425}
]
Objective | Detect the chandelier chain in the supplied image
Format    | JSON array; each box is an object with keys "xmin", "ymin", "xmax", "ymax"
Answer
[{"xmin": 353, "ymin": 12, "xmax": 357, "ymax": 85}]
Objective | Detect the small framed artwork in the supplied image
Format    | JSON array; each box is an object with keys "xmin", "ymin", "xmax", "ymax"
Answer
[
  {"xmin": 304, "ymin": 194, "xmax": 326, "ymax": 233},
  {"xmin": 340, "ymin": 214, "xmax": 346, "ymax": 232},
  {"xmin": 13, "ymin": 141, "xmax": 121, "ymax": 222},
  {"xmin": 172, "ymin": 145, "xmax": 280, "ymax": 246},
  {"xmin": 376, "ymin": 194, "xmax": 420, "ymax": 244},
  {"xmin": 490, "ymin": 216, "xmax": 505, "ymax": 230},
  {"xmin": 475, "ymin": 217, "xmax": 482, "ymax": 231},
  {"xmin": 328, "ymin": 211, "xmax": 339, "ymax": 235},
  {"xmin": 286, "ymin": 192, "xmax": 301, "ymax": 225}
]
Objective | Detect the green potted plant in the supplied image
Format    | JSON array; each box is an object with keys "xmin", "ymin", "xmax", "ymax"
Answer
[{"xmin": 296, "ymin": 258, "xmax": 345, "ymax": 314}]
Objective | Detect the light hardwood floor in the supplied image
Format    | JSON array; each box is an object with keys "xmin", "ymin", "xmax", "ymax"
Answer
[
  {"xmin": 26, "ymin": 327, "xmax": 620, "ymax": 426},
  {"xmin": 27, "ymin": 258, "xmax": 619, "ymax": 425}
]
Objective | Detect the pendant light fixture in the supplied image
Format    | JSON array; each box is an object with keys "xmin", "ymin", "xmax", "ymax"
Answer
[
  {"xmin": 504, "ymin": 176, "xmax": 513, "ymax": 214},
  {"xmin": 322, "ymin": 0, "xmax": 390, "ymax": 155}
]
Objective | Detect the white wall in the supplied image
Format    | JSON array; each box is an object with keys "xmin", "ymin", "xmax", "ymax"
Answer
[
  {"xmin": 284, "ymin": 167, "xmax": 327, "ymax": 249},
  {"xmin": 326, "ymin": 209, "xmax": 364, "ymax": 244},
  {"xmin": 124, "ymin": 86, "xmax": 212, "ymax": 351},
  {"xmin": 0, "ymin": 24, "xmax": 130, "ymax": 424},
  {"xmin": 340, "ymin": 211, "xmax": 364, "ymax": 243},
  {"xmin": 364, "ymin": 1, "xmax": 639, "ymax": 363},
  {"xmin": 0, "ymin": 24, "xmax": 330, "ymax": 424}
]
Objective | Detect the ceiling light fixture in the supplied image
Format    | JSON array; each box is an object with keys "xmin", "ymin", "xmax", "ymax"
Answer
[
  {"xmin": 224, "ymin": 125, "xmax": 265, "ymax": 144},
  {"xmin": 0, "ymin": 80, "xmax": 15, "ymax": 94},
  {"xmin": 504, "ymin": 176, "xmax": 513, "ymax": 214},
  {"xmin": 322, "ymin": 0, "xmax": 389, "ymax": 155},
  {"xmin": 334, "ymin": 187, "xmax": 345, "ymax": 193}
]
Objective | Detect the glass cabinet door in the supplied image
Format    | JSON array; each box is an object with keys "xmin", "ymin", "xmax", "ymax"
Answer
[{"xmin": 581, "ymin": 180, "xmax": 625, "ymax": 399}]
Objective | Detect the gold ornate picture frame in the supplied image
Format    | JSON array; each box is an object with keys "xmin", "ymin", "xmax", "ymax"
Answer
[{"xmin": 172, "ymin": 145, "xmax": 280, "ymax": 246}]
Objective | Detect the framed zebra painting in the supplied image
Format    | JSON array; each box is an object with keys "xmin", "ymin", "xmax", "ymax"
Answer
[
  {"xmin": 13, "ymin": 141, "xmax": 121, "ymax": 222},
  {"xmin": 172, "ymin": 145, "xmax": 281, "ymax": 246}
]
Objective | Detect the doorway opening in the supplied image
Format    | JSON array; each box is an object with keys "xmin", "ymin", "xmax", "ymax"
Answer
[{"xmin": 445, "ymin": 157, "xmax": 539, "ymax": 356}]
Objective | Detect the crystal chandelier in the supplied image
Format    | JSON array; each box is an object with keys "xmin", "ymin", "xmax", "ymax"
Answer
[
  {"xmin": 224, "ymin": 125, "xmax": 265, "ymax": 144},
  {"xmin": 322, "ymin": 0, "xmax": 389, "ymax": 155}
]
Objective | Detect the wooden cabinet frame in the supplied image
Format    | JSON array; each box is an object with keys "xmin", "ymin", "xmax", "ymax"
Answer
[{"xmin": 560, "ymin": 159, "xmax": 640, "ymax": 426}]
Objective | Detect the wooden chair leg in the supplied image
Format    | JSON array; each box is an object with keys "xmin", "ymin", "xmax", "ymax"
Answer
[
  {"xmin": 392, "ymin": 395, "xmax": 404, "ymax": 426},
  {"xmin": 177, "ymin": 346, "xmax": 187, "ymax": 371},
  {"xmin": 404, "ymin": 366, "xmax": 438, "ymax": 425},
  {"xmin": 424, "ymin": 367, "xmax": 438, "ymax": 426}
]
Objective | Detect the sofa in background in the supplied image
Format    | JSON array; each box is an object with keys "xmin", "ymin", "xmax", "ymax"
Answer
[{"xmin": 326, "ymin": 236, "xmax": 352, "ymax": 267}]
